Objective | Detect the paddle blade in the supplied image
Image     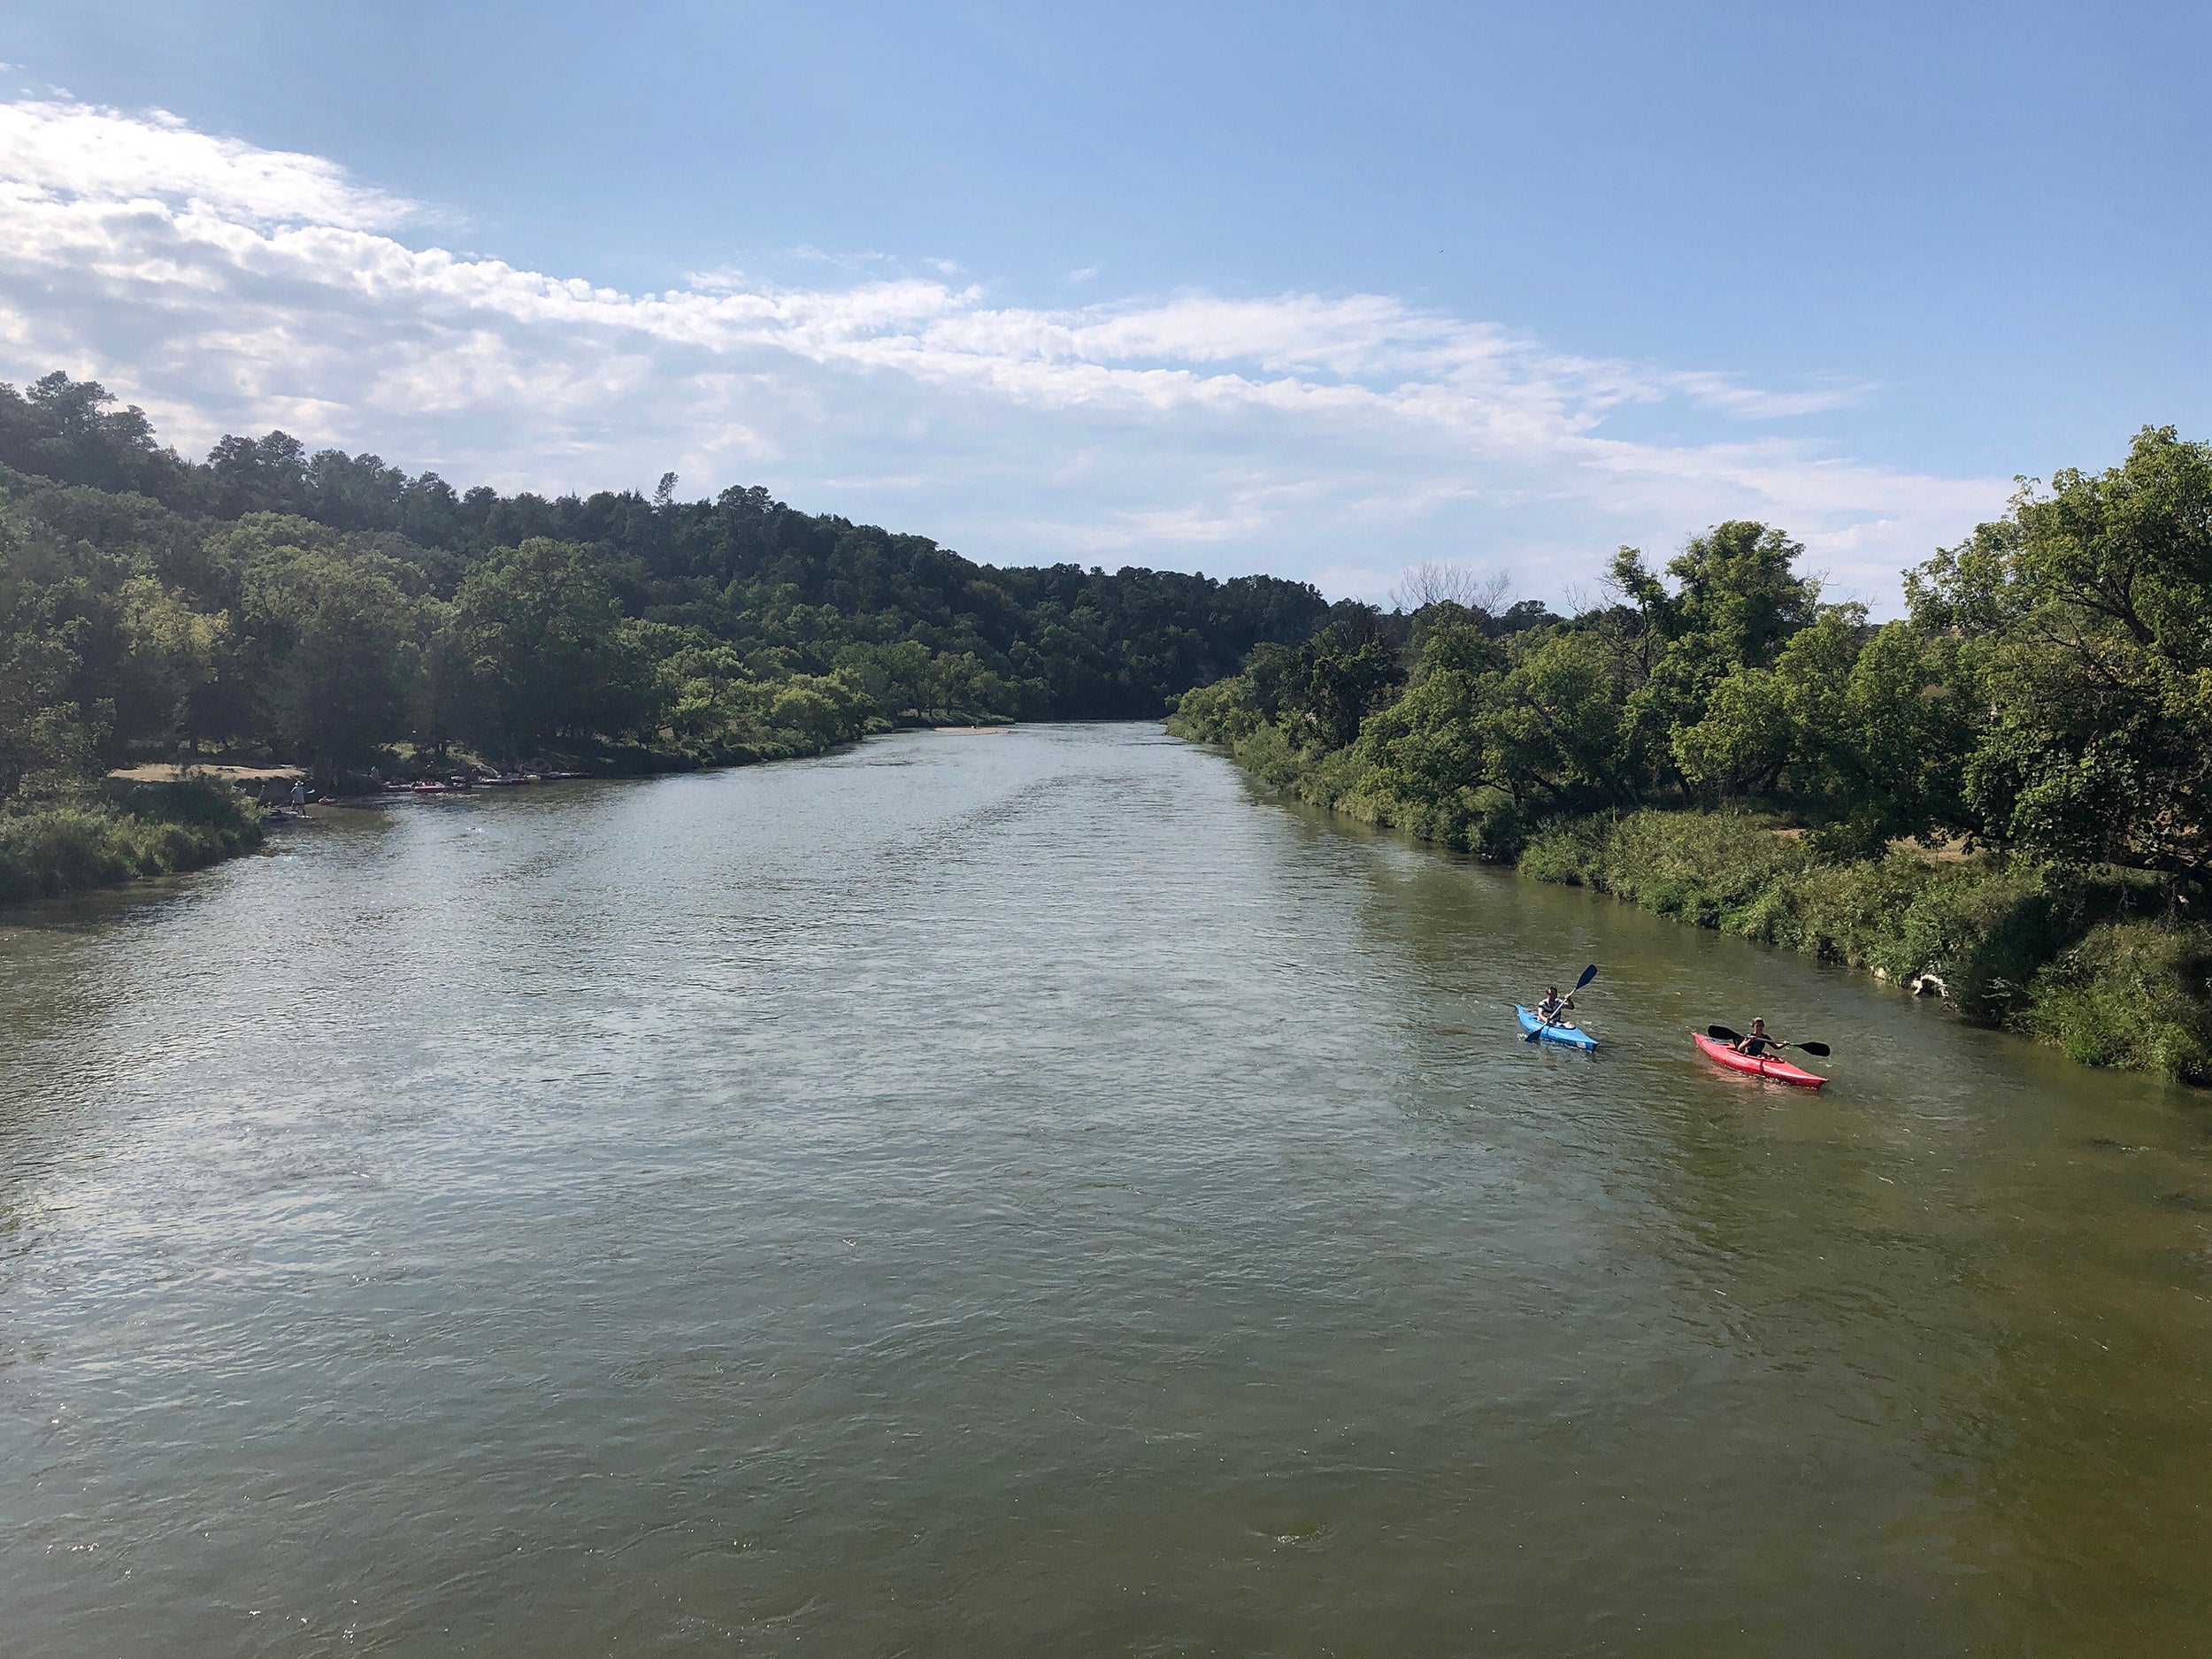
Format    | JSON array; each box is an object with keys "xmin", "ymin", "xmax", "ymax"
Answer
[
  {"xmin": 1575, "ymin": 963, "xmax": 1599, "ymax": 990},
  {"xmin": 1707, "ymin": 1025, "xmax": 1742, "ymax": 1043},
  {"xmin": 1794, "ymin": 1041, "xmax": 1832, "ymax": 1057}
]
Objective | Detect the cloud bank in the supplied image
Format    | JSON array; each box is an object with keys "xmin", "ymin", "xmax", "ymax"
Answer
[{"xmin": 0, "ymin": 97, "xmax": 2004, "ymax": 603}]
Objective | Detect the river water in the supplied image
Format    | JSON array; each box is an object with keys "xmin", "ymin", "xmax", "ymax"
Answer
[{"xmin": 3, "ymin": 724, "xmax": 2208, "ymax": 1655}]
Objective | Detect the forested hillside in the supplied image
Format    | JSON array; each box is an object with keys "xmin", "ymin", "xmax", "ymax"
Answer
[
  {"xmin": 0, "ymin": 370, "xmax": 1330, "ymax": 901},
  {"xmin": 1172, "ymin": 427, "xmax": 2212, "ymax": 1080}
]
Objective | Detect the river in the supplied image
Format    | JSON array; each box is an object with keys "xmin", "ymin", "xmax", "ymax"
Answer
[{"xmin": 4, "ymin": 724, "xmax": 2208, "ymax": 1655}]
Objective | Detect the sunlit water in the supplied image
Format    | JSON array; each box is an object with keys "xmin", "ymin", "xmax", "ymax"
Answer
[{"xmin": 4, "ymin": 724, "xmax": 2208, "ymax": 1655}]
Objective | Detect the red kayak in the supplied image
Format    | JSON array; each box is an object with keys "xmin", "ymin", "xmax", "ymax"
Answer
[{"xmin": 1692, "ymin": 1032, "xmax": 1826, "ymax": 1088}]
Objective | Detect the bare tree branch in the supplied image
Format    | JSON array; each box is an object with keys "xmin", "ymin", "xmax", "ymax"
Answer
[{"xmin": 1390, "ymin": 559, "xmax": 1511, "ymax": 615}]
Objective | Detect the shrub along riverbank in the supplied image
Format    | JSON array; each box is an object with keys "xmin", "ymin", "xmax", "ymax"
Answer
[
  {"xmin": 1171, "ymin": 426, "xmax": 2212, "ymax": 1086},
  {"xmin": 0, "ymin": 777, "xmax": 262, "ymax": 907}
]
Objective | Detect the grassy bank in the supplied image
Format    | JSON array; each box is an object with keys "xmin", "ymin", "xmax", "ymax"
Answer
[
  {"xmin": 1171, "ymin": 711, "xmax": 2212, "ymax": 1085},
  {"xmin": 444, "ymin": 710, "xmax": 893, "ymax": 780},
  {"xmin": 3, "ymin": 703, "xmax": 895, "ymax": 911},
  {"xmin": 0, "ymin": 778, "xmax": 264, "ymax": 908},
  {"xmin": 4, "ymin": 709, "xmax": 902, "ymax": 910},
  {"xmin": 1520, "ymin": 811, "xmax": 2212, "ymax": 1083}
]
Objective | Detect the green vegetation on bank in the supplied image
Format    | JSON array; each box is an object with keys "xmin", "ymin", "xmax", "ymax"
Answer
[
  {"xmin": 2, "ymin": 370, "xmax": 1334, "ymax": 903},
  {"xmin": 1516, "ymin": 813, "xmax": 2212, "ymax": 1080},
  {"xmin": 0, "ymin": 779, "xmax": 262, "ymax": 907},
  {"xmin": 1172, "ymin": 427, "xmax": 2212, "ymax": 1083}
]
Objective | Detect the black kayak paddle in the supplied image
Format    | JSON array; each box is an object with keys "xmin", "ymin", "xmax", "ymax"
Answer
[
  {"xmin": 1525, "ymin": 963, "xmax": 1599, "ymax": 1040},
  {"xmin": 1707, "ymin": 1024, "xmax": 1830, "ymax": 1058}
]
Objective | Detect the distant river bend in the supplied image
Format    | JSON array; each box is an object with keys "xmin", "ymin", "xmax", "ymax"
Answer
[{"xmin": 4, "ymin": 724, "xmax": 2208, "ymax": 1654}]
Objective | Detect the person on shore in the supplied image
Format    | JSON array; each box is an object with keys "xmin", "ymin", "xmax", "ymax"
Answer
[
  {"xmin": 1733, "ymin": 1018, "xmax": 1778, "ymax": 1056},
  {"xmin": 1533, "ymin": 984, "xmax": 1576, "ymax": 1026},
  {"xmin": 290, "ymin": 778, "xmax": 307, "ymax": 811}
]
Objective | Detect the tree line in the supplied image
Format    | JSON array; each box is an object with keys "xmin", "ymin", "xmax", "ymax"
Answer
[
  {"xmin": 1174, "ymin": 426, "xmax": 2212, "ymax": 894},
  {"xmin": 0, "ymin": 370, "xmax": 1335, "ymax": 810}
]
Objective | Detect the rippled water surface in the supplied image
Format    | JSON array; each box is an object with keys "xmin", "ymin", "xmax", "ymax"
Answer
[{"xmin": 4, "ymin": 724, "xmax": 2210, "ymax": 1655}]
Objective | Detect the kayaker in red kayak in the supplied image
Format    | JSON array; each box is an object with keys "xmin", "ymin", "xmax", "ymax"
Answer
[
  {"xmin": 1695, "ymin": 1019, "xmax": 1831, "ymax": 1086},
  {"xmin": 1733, "ymin": 1018, "xmax": 1780, "ymax": 1056}
]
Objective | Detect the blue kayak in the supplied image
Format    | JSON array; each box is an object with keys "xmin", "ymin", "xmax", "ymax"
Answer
[{"xmin": 1516, "ymin": 1004, "xmax": 1600, "ymax": 1049}]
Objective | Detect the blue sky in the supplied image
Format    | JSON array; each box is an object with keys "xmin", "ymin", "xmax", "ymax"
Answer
[{"xmin": 1, "ymin": 1, "xmax": 2205, "ymax": 606}]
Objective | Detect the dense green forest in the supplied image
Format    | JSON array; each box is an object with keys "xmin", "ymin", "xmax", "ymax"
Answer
[
  {"xmin": 1172, "ymin": 426, "xmax": 2212, "ymax": 1081},
  {"xmin": 0, "ymin": 369, "xmax": 1331, "ymax": 902}
]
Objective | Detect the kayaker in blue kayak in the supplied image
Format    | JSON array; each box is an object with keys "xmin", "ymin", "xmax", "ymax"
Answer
[{"xmin": 1533, "ymin": 984, "xmax": 1577, "ymax": 1028}]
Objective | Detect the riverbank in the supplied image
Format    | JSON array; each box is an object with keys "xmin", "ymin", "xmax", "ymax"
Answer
[
  {"xmin": 1521, "ymin": 810, "xmax": 2212, "ymax": 1084},
  {"xmin": 1169, "ymin": 716, "xmax": 2212, "ymax": 1086},
  {"xmin": 0, "ymin": 779, "xmax": 264, "ymax": 908},
  {"xmin": 0, "ymin": 718, "xmax": 907, "ymax": 911}
]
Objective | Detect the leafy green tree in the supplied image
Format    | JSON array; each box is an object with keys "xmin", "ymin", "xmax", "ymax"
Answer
[
  {"xmin": 453, "ymin": 540, "xmax": 660, "ymax": 750},
  {"xmin": 1671, "ymin": 660, "xmax": 1793, "ymax": 797},
  {"xmin": 411, "ymin": 610, "xmax": 480, "ymax": 760},
  {"xmin": 831, "ymin": 639, "xmax": 937, "ymax": 719},
  {"xmin": 1609, "ymin": 522, "xmax": 1820, "ymax": 789},
  {"xmin": 1487, "ymin": 630, "xmax": 1627, "ymax": 807},
  {"xmin": 0, "ymin": 581, "xmax": 99, "ymax": 804},
  {"xmin": 929, "ymin": 650, "xmax": 1014, "ymax": 720},
  {"xmin": 0, "ymin": 373, "xmax": 191, "ymax": 500},
  {"xmin": 1240, "ymin": 641, "xmax": 1298, "ymax": 724},
  {"xmin": 1816, "ymin": 620, "xmax": 1977, "ymax": 853},
  {"xmin": 1665, "ymin": 519, "xmax": 1820, "ymax": 668},
  {"xmin": 1675, "ymin": 607, "xmax": 1975, "ymax": 851},
  {"xmin": 205, "ymin": 431, "xmax": 312, "ymax": 518},
  {"xmin": 766, "ymin": 677, "xmax": 870, "ymax": 749},
  {"xmin": 247, "ymin": 556, "xmax": 420, "ymax": 764},
  {"xmin": 112, "ymin": 577, "xmax": 223, "ymax": 753},
  {"xmin": 1353, "ymin": 622, "xmax": 1508, "ymax": 842},
  {"xmin": 1278, "ymin": 618, "xmax": 1405, "ymax": 749},
  {"xmin": 1167, "ymin": 673, "xmax": 1268, "ymax": 746},
  {"xmin": 1910, "ymin": 426, "xmax": 2212, "ymax": 879}
]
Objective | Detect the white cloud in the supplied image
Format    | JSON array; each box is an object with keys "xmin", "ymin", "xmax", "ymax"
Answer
[
  {"xmin": 0, "ymin": 97, "xmax": 2007, "ymax": 605},
  {"xmin": 0, "ymin": 99, "xmax": 414, "ymax": 230}
]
